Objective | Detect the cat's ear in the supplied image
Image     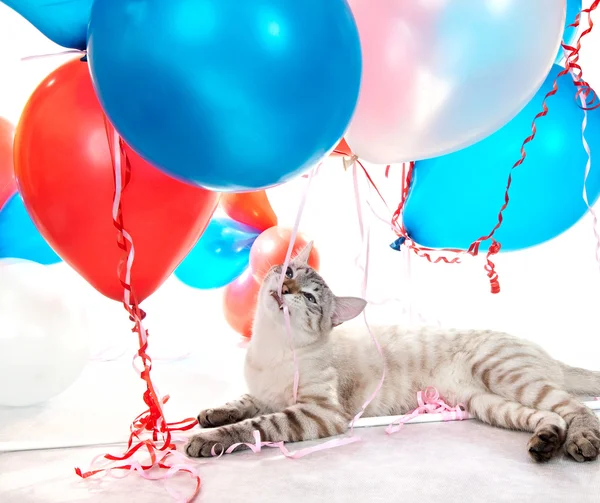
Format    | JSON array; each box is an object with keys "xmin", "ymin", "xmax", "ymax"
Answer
[
  {"xmin": 332, "ymin": 297, "xmax": 367, "ymax": 327},
  {"xmin": 294, "ymin": 241, "xmax": 313, "ymax": 265}
]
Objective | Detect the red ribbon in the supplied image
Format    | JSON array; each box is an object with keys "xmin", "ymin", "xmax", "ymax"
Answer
[
  {"xmin": 383, "ymin": 2, "xmax": 599, "ymax": 295},
  {"xmin": 75, "ymin": 121, "xmax": 200, "ymax": 502}
]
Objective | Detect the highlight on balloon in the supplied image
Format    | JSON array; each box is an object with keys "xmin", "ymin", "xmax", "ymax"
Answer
[{"xmin": 1, "ymin": 0, "xmax": 600, "ymax": 502}]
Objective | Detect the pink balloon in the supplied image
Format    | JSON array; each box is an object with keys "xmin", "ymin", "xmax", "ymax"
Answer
[{"xmin": 346, "ymin": 0, "xmax": 566, "ymax": 164}]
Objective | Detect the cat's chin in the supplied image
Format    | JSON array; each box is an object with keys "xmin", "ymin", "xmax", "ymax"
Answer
[{"xmin": 256, "ymin": 291, "xmax": 287, "ymax": 323}]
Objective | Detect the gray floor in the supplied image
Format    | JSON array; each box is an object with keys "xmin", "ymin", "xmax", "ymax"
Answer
[{"xmin": 2, "ymin": 418, "xmax": 600, "ymax": 503}]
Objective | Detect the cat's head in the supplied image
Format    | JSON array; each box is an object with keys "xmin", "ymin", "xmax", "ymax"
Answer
[{"xmin": 254, "ymin": 241, "xmax": 366, "ymax": 345}]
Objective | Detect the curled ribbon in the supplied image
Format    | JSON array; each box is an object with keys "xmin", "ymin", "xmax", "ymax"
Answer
[
  {"xmin": 75, "ymin": 125, "xmax": 200, "ymax": 502},
  {"xmin": 382, "ymin": 2, "xmax": 600, "ymax": 295},
  {"xmin": 209, "ymin": 430, "xmax": 360, "ymax": 459},
  {"xmin": 385, "ymin": 387, "xmax": 468, "ymax": 435},
  {"xmin": 204, "ymin": 387, "xmax": 466, "ymax": 462}
]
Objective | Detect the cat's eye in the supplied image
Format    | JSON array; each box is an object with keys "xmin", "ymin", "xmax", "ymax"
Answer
[
  {"xmin": 285, "ymin": 267, "xmax": 293, "ymax": 279},
  {"xmin": 302, "ymin": 292, "xmax": 317, "ymax": 303}
]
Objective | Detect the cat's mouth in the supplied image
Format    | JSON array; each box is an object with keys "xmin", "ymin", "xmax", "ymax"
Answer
[{"xmin": 270, "ymin": 291, "xmax": 284, "ymax": 310}]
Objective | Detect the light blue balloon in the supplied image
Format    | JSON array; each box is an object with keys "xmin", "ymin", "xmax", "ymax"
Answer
[
  {"xmin": 0, "ymin": 193, "xmax": 62, "ymax": 265},
  {"xmin": 2, "ymin": 0, "xmax": 92, "ymax": 49},
  {"xmin": 403, "ymin": 65, "xmax": 600, "ymax": 252},
  {"xmin": 556, "ymin": 0, "xmax": 583, "ymax": 64},
  {"xmin": 87, "ymin": 0, "xmax": 362, "ymax": 192},
  {"xmin": 174, "ymin": 217, "xmax": 259, "ymax": 289}
]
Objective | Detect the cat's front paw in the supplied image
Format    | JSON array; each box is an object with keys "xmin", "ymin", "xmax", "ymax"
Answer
[
  {"xmin": 185, "ymin": 428, "xmax": 246, "ymax": 458},
  {"xmin": 198, "ymin": 407, "xmax": 243, "ymax": 428}
]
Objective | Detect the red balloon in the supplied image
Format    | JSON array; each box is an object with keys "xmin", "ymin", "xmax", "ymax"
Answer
[
  {"xmin": 220, "ymin": 191, "xmax": 277, "ymax": 232},
  {"xmin": 0, "ymin": 117, "xmax": 16, "ymax": 210},
  {"xmin": 249, "ymin": 226, "xmax": 320, "ymax": 282},
  {"xmin": 331, "ymin": 138, "xmax": 353, "ymax": 157},
  {"xmin": 223, "ymin": 268, "xmax": 261, "ymax": 339},
  {"xmin": 14, "ymin": 58, "xmax": 219, "ymax": 302}
]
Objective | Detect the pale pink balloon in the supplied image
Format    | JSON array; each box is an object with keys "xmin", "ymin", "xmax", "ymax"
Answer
[{"xmin": 345, "ymin": 0, "xmax": 566, "ymax": 164}]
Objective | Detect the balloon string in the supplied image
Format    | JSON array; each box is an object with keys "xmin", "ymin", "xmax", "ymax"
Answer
[
  {"xmin": 277, "ymin": 164, "xmax": 318, "ymax": 404},
  {"xmin": 387, "ymin": 1, "xmax": 599, "ymax": 294},
  {"xmin": 564, "ymin": 1, "xmax": 600, "ymax": 111},
  {"xmin": 578, "ymin": 94, "xmax": 600, "ymax": 270},
  {"xmin": 340, "ymin": 159, "xmax": 439, "ymax": 326},
  {"xmin": 348, "ymin": 163, "xmax": 387, "ymax": 434},
  {"xmin": 75, "ymin": 120, "xmax": 200, "ymax": 503},
  {"xmin": 568, "ymin": 9, "xmax": 600, "ymax": 272},
  {"xmin": 20, "ymin": 49, "xmax": 86, "ymax": 62}
]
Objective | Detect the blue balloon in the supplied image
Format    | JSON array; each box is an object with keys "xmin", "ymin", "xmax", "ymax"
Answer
[
  {"xmin": 2, "ymin": 0, "xmax": 92, "ymax": 50},
  {"xmin": 87, "ymin": 0, "xmax": 362, "ymax": 192},
  {"xmin": 403, "ymin": 64, "xmax": 600, "ymax": 252},
  {"xmin": 174, "ymin": 217, "xmax": 259, "ymax": 289},
  {"xmin": 0, "ymin": 193, "xmax": 62, "ymax": 264},
  {"xmin": 556, "ymin": 0, "xmax": 583, "ymax": 64}
]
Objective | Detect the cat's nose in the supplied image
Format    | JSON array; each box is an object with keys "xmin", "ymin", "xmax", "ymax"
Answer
[{"xmin": 281, "ymin": 283, "xmax": 290, "ymax": 295}]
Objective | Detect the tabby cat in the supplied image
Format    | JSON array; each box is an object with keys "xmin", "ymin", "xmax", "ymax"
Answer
[{"xmin": 186, "ymin": 242, "xmax": 600, "ymax": 462}]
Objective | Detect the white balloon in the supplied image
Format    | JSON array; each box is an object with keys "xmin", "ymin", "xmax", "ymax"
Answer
[
  {"xmin": 0, "ymin": 260, "xmax": 88, "ymax": 407},
  {"xmin": 345, "ymin": 0, "xmax": 566, "ymax": 164}
]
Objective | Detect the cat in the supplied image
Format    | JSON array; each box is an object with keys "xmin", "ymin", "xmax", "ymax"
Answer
[{"xmin": 185, "ymin": 242, "xmax": 600, "ymax": 462}]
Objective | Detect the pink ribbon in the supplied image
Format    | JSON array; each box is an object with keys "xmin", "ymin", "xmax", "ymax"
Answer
[
  {"xmin": 210, "ymin": 430, "xmax": 360, "ymax": 459},
  {"xmin": 20, "ymin": 49, "xmax": 85, "ymax": 62},
  {"xmin": 348, "ymin": 163, "xmax": 387, "ymax": 434},
  {"xmin": 204, "ymin": 387, "xmax": 467, "ymax": 461},
  {"xmin": 277, "ymin": 165, "xmax": 318, "ymax": 404},
  {"xmin": 86, "ymin": 448, "xmax": 202, "ymax": 502},
  {"xmin": 386, "ymin": 387, "xmax": 468, "ymax": 435}
]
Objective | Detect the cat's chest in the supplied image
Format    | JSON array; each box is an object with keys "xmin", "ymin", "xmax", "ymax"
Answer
[{"xmin": 244, "ymin": 351, "xmax": 296, "ymax": 409}]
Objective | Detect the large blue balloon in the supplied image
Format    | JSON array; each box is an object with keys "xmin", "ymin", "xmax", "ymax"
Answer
[
  {"xmin": 174, "ymin": 217, "xmax": 259, "ymax": 289},
  {"xmin": 2, "ymin": 0, "xmax": 92, "ymax": 50},
  {"xmin": 556, "ymin": 0, "xmax": 582, "ymax": 64},
  {"xmin": 87, "ymin": 0, "xmax": 362, "ymax": 192},
  {"xmin": 0, "ymin": 193, "xmax": 61, "ymax": 264},
  {"xmin": 403, "ymin": 65, "xmax": 600, "ymax": 252}
]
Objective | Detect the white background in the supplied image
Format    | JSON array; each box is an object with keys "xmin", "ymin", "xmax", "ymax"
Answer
[{"xmin": 1, "ymin": 0, "xmax": 600, "ymax": 411}]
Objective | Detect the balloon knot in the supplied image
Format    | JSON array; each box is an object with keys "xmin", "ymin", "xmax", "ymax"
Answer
[
  {"xmin": 488, "ymin": 242, "xmax": 501, "ymax": 255},
  {"xmin": 129, "ymin": 308, "xmax": 147, "ymax": 322},
  {"xmin": 390, "ymin": 236, "xmax": 406, "ymax": 251}
]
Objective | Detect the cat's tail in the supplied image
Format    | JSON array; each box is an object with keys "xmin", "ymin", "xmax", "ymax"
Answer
[{"xmin": 560, "ymin": 362, "xmax": 600, "ymax": 396}]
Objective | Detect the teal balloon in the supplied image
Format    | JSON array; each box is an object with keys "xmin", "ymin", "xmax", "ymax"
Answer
[
  {"xmin": 2, "ymin": 0, "xmax": 92, "ymax": 50},
  {"xmin": 87, "ymin": 0, "xmax": 362, "ymax": 191},
  {"xmin": 403, "ymin": 65, "xmax": 600, "ymax": 252},
  {"xmin": 174, "ymin": 217, "xmax": 259, "ymax": 289},
  {"xmin": 0, "ymin": 193, "xmax": 61, "ymax": 264},
  {"xmin": 556, "ymin": 0, "xmax": 582, "ymax": 64}
]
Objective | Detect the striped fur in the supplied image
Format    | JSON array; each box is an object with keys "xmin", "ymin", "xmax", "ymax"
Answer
[{"xmin": 186, "ymin": 243, "xmax": 600, "ymax": 462}]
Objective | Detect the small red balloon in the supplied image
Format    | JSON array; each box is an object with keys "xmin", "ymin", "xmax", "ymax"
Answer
[
  {"xmin": 331, "ymin": 138, "xmax": 353, "ymax": 157},
  {"xmin": 223, "ymin": 268, "xmax": 261, "ymax": 338},
  {"xmin": 220, "ymin": 190, "xmax": 277, "ymax": 232},
  {"xmin": 14, "ymin": 58, "xmax": 219, "ymax": 302},
  {"xmin": 249, "ymin": 226, "xmax": 320, "ymax": 282},
  {"xmin": 0, "ymin": 117, "xmax": 16, "ymax": 210}
]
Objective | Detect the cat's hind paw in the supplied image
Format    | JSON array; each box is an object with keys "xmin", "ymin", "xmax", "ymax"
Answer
[
  {"xmin": 565, "ymin": 424, "xmax": 600, "ymax": 462},
  {"xmin": 527, "ymin": 424, "xmax": 565, "ymax": 463}
]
